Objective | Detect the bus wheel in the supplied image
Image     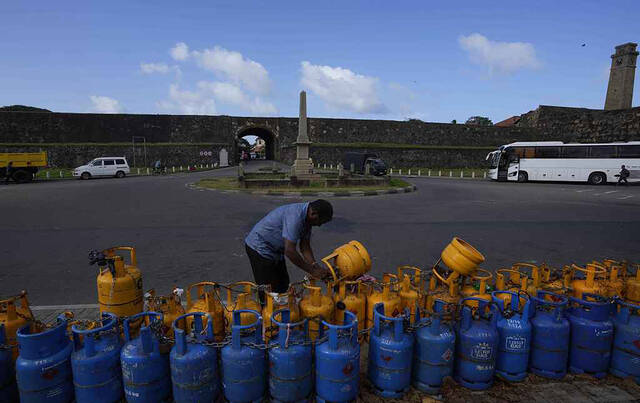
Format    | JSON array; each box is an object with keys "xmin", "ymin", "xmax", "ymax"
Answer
[
  {"xmin": 517, "ymin": 171, "xmax": 528, "ymax": 183},
  {"xmin": 588, "ymin": 172, "xmax": 606, "ymax": 185}
]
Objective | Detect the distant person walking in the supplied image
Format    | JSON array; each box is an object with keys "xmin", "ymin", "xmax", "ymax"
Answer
[
  {"xmin": 617, "ymin": 165, "xmax": 630, "ymax": 186},
  {"xmin": 4, "ymin": 161, "xmax": 12, "ymax": 184}
]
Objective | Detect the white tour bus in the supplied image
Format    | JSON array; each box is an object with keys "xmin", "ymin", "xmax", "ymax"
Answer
[{"xmin": 486, "ymin": 141, "xmax": 640, "ymax": 184}]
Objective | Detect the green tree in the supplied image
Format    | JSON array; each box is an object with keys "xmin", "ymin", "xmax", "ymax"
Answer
[{"xmin": 465, "ymin": 116, "xmax": 493, "ymax": 126}]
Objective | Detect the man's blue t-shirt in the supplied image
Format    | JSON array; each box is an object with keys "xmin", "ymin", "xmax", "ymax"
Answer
[{"xmin": 245, "ymin": 202, "xmax": 311, "ymax": 261}]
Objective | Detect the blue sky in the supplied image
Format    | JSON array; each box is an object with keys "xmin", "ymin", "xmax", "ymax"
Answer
[{"xmin": 1, "ymin": 1, "xmax": 639, "ymax": 123}]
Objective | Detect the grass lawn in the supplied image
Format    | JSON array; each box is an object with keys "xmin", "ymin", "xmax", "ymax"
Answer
[{"xmin": 196, "ymin": 177, "xmax": 412, "ymax": 193}]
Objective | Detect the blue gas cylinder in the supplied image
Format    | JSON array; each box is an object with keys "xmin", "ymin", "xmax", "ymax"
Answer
[
  {"xmin": 71, "ymin": 312, "xmax": 123, "ymax": 403},
  {"xmin": 610, "ymin": 298, "xmax": 640, "ymax": 384},
  {"xmin": 268, "ymin": 309, "xmax": 312, "ymax": 403},
  {"xmin": 171, "ymin": 312, "xmax": 219, "ymax": 403},
  {"xmin": 492, "ymin": 291, "xmax": 532, "ymax": 382},
  {"xmin": 16, "ymin": 314, "xmax": 74, "ymax": 403},
  {"xmin": 368, "ymin": 303, "xmax": 413, "ymax": 398},
  {"xmin": 0, "ymin": 324, "xmax": 18, "ymax": 402},
  {"xmin": 567, "ymin": 293, "xmax": 614, "ymax": 378},
  {"xmin": 120, "ymin": 312, "xmax": 171, "ymax": 402},
  {"xmin": 529, "ymin": 291, "xmax": 570, "ymax": 379},
  {"xmin": 412, "ymin": 300, "xmax": 456, "ymax": 395},
  {"xmin": 221, "ymin": 309, "xmax": 266, "ymax": 403},
  {"xmin": 316, "ymin": 310, "xmax": 360, "ymax": 403},
  {"xmin": 454, "ymin": 297, "xmax": 499, "ymax": 390}
]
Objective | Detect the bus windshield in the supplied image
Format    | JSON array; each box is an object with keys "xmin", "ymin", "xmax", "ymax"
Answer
[{"xmin": 487, "ymin": 151, "xmax": 500, "ymax": 168}]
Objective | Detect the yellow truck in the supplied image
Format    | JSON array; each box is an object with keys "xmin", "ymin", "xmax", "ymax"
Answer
[{"xmin": 0, "ymin": 151, "xmax": 48, "ymax": 183}]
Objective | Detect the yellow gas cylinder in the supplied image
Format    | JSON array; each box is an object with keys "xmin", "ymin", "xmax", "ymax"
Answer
[
  {"xmin": 185, "ymin": 281, "xmax": 225, "ymax": 341},
  {"xmin": 397, "ymin": 266, "xmax": 423, "ymax": 323},
  {"xmin": 224, "ymin": 282, "xmax": 261, "ymax": 332},
  {"xmin": 460, "ymin": 268, "xmax": 493, "ymax": 308},
  {"xmin": 538, "ymin": 263, "xmax": 570, "ymax": 295},
  {"xmin": 425, "ymin": 268, "xmax": 461, "ymax": 314},
  {"xmin": 624, "ymin": 264, "xmax": 640, "ymax": 304},
  {"xmin": 333, "ymin": 281, "xmax": 366, "ymax": 331},
  {"xmin": 146, "ymin": 288, "xmax": 186, "ymax": 337},
  {"xmin": 602, "ymin": 259, "xmax": 626, "ymax": 298},
  {"xmin": 495, "ymin": 268, "xmax": 529, "ymax": 305},
  {"xmin": 570, "ymin": 263, "xmax": 607, "ymax": 298},
  {"xmin": 366, "ymin": 273, "xmax": 402, "ymax": 330},
  {"xmin": 321, "ymin": 241, "xmax": 372, "ymax": 281},
  {"xmin": 0, "ymin": 291, "xmax": 34, "ymax": 360},
  {"xmin": 97, "ymin": 247, "xmax": 143, "ymax": 320},
  {"xmin": 511, "ymin": 263, "xmax": 540, "ymax": 296},
  {"xmin": 435, "ymin": 237, "xmax": 485, "ymax": 285},
  {"xmin": 300, "ymin": 280, "xmax": 334, "ymax": 340},
  {"xmin": 262, "ymin": 287, "xmax": 300, "ymax": 341}
]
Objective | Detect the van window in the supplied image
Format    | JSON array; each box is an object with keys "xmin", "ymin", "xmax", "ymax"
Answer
[
  {"xmin": 104, "ymin": 160, "xmax": 115, "ymax": 166},
  {"xmin": 91, "ymin": 160, "xmax": 103, "ymax": 166},
  {"xmin": 115, "ymin": 159, "xmax": 126, "ymax": 165}
]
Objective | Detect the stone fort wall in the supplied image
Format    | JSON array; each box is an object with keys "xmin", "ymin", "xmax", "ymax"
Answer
[{"xmin": 1, "ymin": 105, "xmax": 639, "ymax": 168}]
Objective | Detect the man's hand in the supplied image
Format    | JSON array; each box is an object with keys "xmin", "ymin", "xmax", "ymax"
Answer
[{"xmin": 308, "ymin": 262, "xmax": 331, "ymax": 280}]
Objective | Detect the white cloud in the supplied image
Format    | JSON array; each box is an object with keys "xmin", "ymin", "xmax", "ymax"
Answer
[
  {"xmin": 300, "ymin": 61, "xmax": 386, "ymax": 114},
  {"xmin": 157, "ymin": 84, "xmax": 216, "ymax": 115},
  {"xmin": 198, "ymin": 81, "xmax": 277, "ymax": 114},
  {"xmin": 152, "ymin": 43, "xmax": 277, "ymax": 114},
  {"xmin": 458, "ymin": 33, "xmax": 541, "ymax": 74},
  {"xmin": 170, "ymin": 42, "xmax": 190, "ymax": 61},
  {"xmin": 158, "ymin": 81, "xmax": 276, "ymax": 115},
  {"xmin": 89, "ymin": 95, "xmax": 123, "ymax": 113},
  {"xmin": 191, "ymin": 46, "xmax": 271, "ymax": 95}
]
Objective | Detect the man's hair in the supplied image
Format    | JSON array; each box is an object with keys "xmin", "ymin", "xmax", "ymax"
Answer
[{"xmin": 310, "ymin": 199, "xmax": 333, "ymax": 221}]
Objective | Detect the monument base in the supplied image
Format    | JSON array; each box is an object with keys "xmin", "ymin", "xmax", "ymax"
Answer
[{"xmin": 292, "ymin": 158, "xmax": 318, "ymax": 179}]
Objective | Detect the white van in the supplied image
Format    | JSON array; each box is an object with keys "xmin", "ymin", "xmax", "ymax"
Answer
[{"xmin": 73, "ymin": 157, "xmax": 130, "ymax": 179}]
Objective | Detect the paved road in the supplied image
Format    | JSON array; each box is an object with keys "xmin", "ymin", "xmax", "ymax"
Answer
[{"xmin": 2, "ymin": 161, "xmax": 639, "ymax": 305}]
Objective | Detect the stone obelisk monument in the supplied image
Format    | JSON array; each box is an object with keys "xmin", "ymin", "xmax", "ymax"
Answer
[{"xmin": 292, "ymin": 91, "xmax": 315, "ymax": 178}]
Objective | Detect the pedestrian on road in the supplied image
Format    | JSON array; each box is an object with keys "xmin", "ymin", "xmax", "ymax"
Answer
[
  {"xmin": 617, "ymin": 164, "xmax": 630, "ymax": 186},
  {"xmin": 245, "ymin": 199, "xmax": 333, "ymax": 301},
  {"xmin": 3, "ymin": 161, "xmax": 12, "ymax": 184}
]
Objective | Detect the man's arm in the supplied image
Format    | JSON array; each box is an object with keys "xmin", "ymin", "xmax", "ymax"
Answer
[
  {"xmin": 299, "ymin": 237, "xmax": 316, "ymax": 265},
  {"xmin": 284, "ymin": 239, "xmax": 326, "ymax": 279}
]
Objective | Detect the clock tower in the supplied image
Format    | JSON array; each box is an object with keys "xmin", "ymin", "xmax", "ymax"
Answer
[{"xmin": 604, "ymin": 42, "xmax": 638, "ymax": 110}]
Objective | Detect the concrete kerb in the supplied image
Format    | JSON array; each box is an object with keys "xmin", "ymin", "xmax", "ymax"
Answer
[
  {"xmin": 32, "ymin": 166, "xmax": 222, "ymax": 182},
  {"xmin": 189, "ymin": 182, "xmax": 418, "ymax": 197}
]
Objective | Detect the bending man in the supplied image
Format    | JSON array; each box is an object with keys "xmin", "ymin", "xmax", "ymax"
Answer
[{"xmin": 245, "ymin": 199, "xmax": 333, "ymax": 295}]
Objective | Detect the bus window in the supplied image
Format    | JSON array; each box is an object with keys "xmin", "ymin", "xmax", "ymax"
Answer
[
  {"xmin": 535, "ymin": 147, "xmax": 560, "ymax": 158},
  {"xmin": 589, "ymin": 146, "xmax": 616, "ymax": 158},
  {"xmin": 561, "ymin": 146, "xmax": 588, "ymax": 158},
  {"xmin": 523, "ymin": 147, "xmax": 535, "ymax": 158},
  {"xmin": 618, "ymin": 145, "xmax": 640, "ymax": 158}
]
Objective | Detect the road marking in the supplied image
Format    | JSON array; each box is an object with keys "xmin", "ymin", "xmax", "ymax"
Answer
[
  {"xmin": 575, "ymin": 189, "xmax": 594, "ymax": 193},
  {"xmin": 603, "ymin": 191, "xmax": 618, "ymax": 194},
  {"xmin": 617, "ymin": 195, "xmax": 633, "ymax": 200},
  {"xmin": 32, "ymin": 304, "xmax": 99, "ymax": 311}
]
